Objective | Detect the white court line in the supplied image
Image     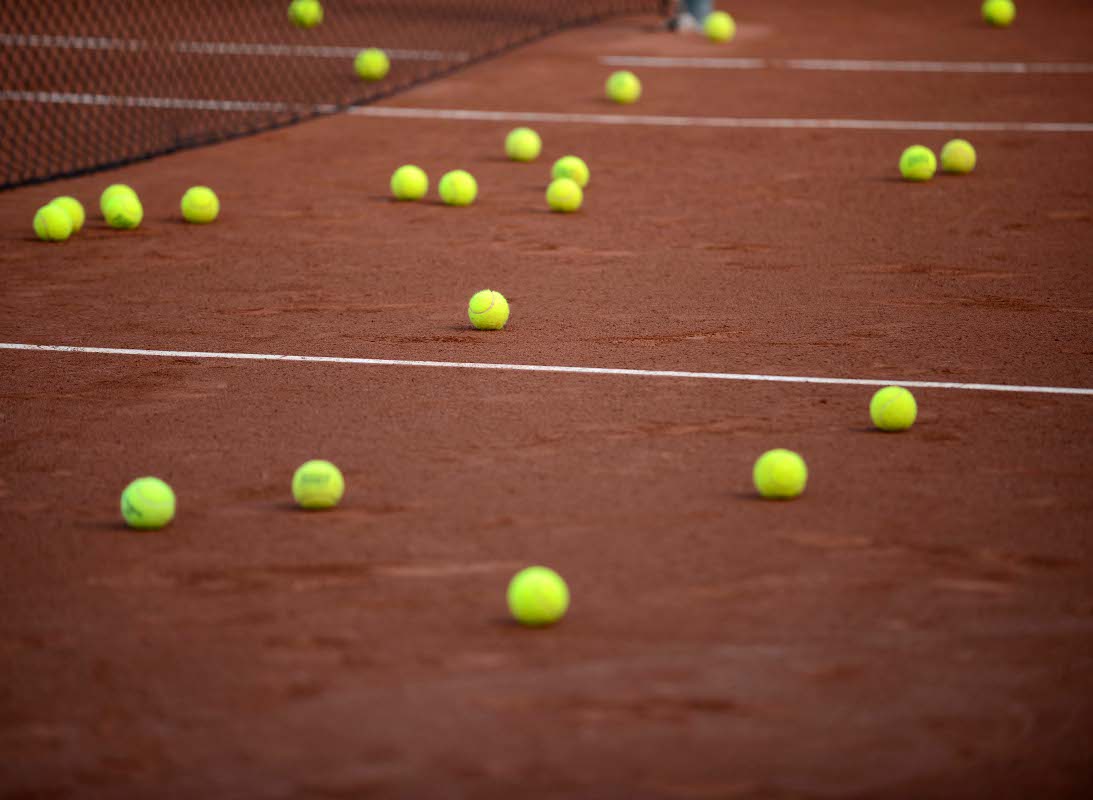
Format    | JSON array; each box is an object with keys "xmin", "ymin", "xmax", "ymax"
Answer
[
  {"xmin": 601, "ymin": 55, "xmax": 1093, "ymax": 74},
  {"xmin": 2, "ymin": 343, "xmax": 1090, "ymax": 397},
  {"xmin": 352, "ymin": 105, "xmax": 1093, "ymax": 133},
  {"xmin": 0, "ymin": 90, "xmax": 332, "ymax": 114},
  {"xmin": 0, "ymin": 33, "xmax": 466, "ymax": 62}
]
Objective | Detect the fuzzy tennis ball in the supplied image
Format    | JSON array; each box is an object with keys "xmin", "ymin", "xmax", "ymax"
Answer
[
  {"xmin": 982, "ymin": 0, "xmax": 1016, "ymax": 27},
  {"xmin": 105, "ymin": 193, "xmax": 143, "ymax": 229},
  {"xmin": 33, "ymin": 204, "xmax": 73, "ymax": 242},
  {"xmin": 504, "ymin": 127, "xmax": 542, "ymax": 162},
  {"xmin": 390, "ymin": 165, "xmax": 429, "ymax": 200},
  {"xmin": 467, "ymin": 289, "xmax": 509, "ymax": 330},
  {"xmin": 507, "ymin": 566, "xmax": 569, "ymax": 627},
  {"xmin": 940, "ymin": 139, "xmax": 977, "ymax": 174},
  {"xmin": 439, "ymin": 169, "xmax": 478, "ymax": 207},
  {"xmin": 753, "ymin": 449, "xmax": 808, "ymax": 500},
  {"xmin": 899, "ymin": 145, "xmax": 937, "ymax": 182},
  {"xmin": 292, "ymin": 459, "xmax": 345, "ymax": 509},
  {"xmin": 546, "ymin": 177, "xmax": 583, "ymax": 213},
  {"xmin": 606, "ymin": 70, "xmax": 642, "ymax": 104},
  {"xmin": 705, "ymin": 10, "xmax": 736, "ymax": 42},
  {"xmin": 120, "ymin": 476, "xmax": 176, "ymax": 530},
  {"xmin": 99, "ymin": 183, "xmax": 137, "ymax": 216},
  {"xmin": 288, "ymin": 0, "xmax": 323, "ymax": 29},
  {"xmin": 551, "ymin": 155, "xmax": 589, "ymax": 188},
  {"xmin": 355, "ymin": 48, "xmax": 390, "ymax": 81},
  {"xmin": 181, "ymin": 186, "xmax": 219, "ymax": 223},
  {"xmin": 870, "ymin": 386, "xmax": 918, "ymax": 432},
  {"xmin": 49, "ymin": 196, "xmax": 85, "ymax": 233}
]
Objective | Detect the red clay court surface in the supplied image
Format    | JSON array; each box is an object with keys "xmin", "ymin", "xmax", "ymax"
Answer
[{"xmin": 2, "ymin": 1, "xmax": 1093, "ymax": 797}]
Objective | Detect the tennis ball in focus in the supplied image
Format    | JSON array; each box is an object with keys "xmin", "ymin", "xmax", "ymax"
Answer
[
  {"xmin": 940, "ymin": 139, "xmax": 977, "ymax": 174},
  {"xmin": 292, "ymin": 459, "xmax": 345, "ymax": 509},
  {"xmin": 606, "ymin": 70, "xmax": 641, "ymax": 104},
  {"xmin": 355, "ymin": 48, "xmax": 390, "ymax": 81},
  {"xmin": 468, "ymin": 289, "xmax": 509, "ymax": 330},
  {"xmin": 504, "ymin": 127, "xmax": 542, "ymax": 162},
  {"xmin": 50, "ymin": 196, "xmax": 85, "ymax": 233},
  {"xmin": 120, "ymin": 476, "xmax": 176, "ymax": 530},
  {"xmin": 181, "ymin": 186, "xmax": 219, "ymax": 223},
  {"xmin": 33, "ymin": 204, "xmax": 73, "ymax": 242},
  {"xmin": 546, "ymin": 177, "xmax": 583, "ymax": 213},
  {"xmin": 105, "ymin": 193, "xmax": 143, "ymax": 229},
  {"xmin": 390, "ymin": 165, "xmax": 429, "ymax": 200},
  {"xmin": 753, "ymin": 449, "xmax": 808, "ymax": 500},
  {"xmin": 705, "ymin": 11, "xmax": 736, "ymax": 42},
  {"xmin": 551, "ymin": 155, "xmax": 589, "ymax": 188},
  {"xmin": 100, "ymin": 183, "xmax": 137, "ymax": 216},
  {"xmin": 870, "ymin": 386, "xmax": 918, "ymax": 432},
  {"xmin": 439, "ymin": 170, "xmax": 478, "ymax": 206},
  {"xmin": 982, "ymin": 0, "xmax": 1016, "ymax": 27},
  {"xmin": 899, "ymin": 145, "xmax": 936, "ymax": 182},
  {"xmin": 288, "ymin": 0, "xmax": 323, "ymax": 28},
  {"xmin": 507, "ymin": 566, "xmax": 569, "ymax": 627}
]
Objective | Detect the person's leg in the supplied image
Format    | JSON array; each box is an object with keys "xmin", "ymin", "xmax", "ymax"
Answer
[{"xmin": 684, "ymin": 0, "xmax": 713, "ymax": 22}]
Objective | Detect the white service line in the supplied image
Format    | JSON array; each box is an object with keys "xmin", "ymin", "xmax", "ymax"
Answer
[
  {"xmin": 352, "ymin": 105, "xmax": 1093, "ymax": 133},
  {"xmin": 2, "ymin": 343, "xmax": 1091, "ymax": 397},
  {"xmin": 600, "ymin": 55, "xmax": 1093, "ymax": 74}
]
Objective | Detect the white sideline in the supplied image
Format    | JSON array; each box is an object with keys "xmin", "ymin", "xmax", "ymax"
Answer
[
  {"xmin": 600, "ymin": 55, "xmax": 1093, "ymax": 74},
  {"xmin": 2, "ymin": 343, "xmax": 1091, "ymax": 397},
  {"xmin": 352, "ymin": 105, "xmax": 1093, "ymax": 133}
]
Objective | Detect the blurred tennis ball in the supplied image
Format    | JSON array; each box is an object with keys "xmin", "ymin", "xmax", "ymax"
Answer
[
  {"xmin": 870, "ymin": 386, "xmax": 918, "ymax": 432},
  {"xmin": 546, "ymin": 177, "xmax": 583, "ymax": 213},
  {"xmin": 705, "ymin": 11, "xmax": 736, "ymax": 42},
  {"xmin": 390, "ymin": 164, "xmax": 429, "ymax": 200},
  {"xmin": 467, "ymin": 289, "xmax": 509, "ymax": 330},
  {"xmin": 507, "ymin": 566, "xmax": 569, "ymax": 627},
  {"xmin": 439, "ymin": 169, "xmax": 478, "ymax": 206},
  {"xmin": 982, "ymin": 0, "xmax": 1016, "ymax": 27},
  {"xmin": 292, "ymin": 459, "xmax": 345, "ymax": 509},
  {"xmin": 105, "ymin": 193, "xmax": 143, "ymax": 229},
  {"xmin": 753, "ymin": 449, "xmax": 808, "ymax": 500},
  {"xmin": 504, "ymin": 127, "xmax": 542, "ymax": 162},
  {"xmin": 940, "ymin": 139, "xmax": 977, "ymax": 174},
  {"xmin": 49, "ymin": 196, "xmax": 85, "ymax": 233},
  {"xmin": 899, "ymin": 145, "xmax": 937, "ymax": 182},
  {"xmin": 99, "ymin": 183, "xmax": 137, "ymax": 217},
  {"xmin": 551, "ymin": 155, "xmax": 589, "ymax": 188},
  {"xmin": 606, "ymin": 70, "xmax": 641, "ymax": 104},
  {"xmin": 181, "ymin": 186, "xmax": 219, "ymax": 223},
  {"xmin": 120, "ymin": 476, "xmax": 176, "ymax": 530},
  {"xmin": 288, "ymin": 0, "xmax": 323, "ymax": 29},
  {"xmin": 355, "ymin": 48, "xmax": 390, "ymax": 81},
  {"xmin": 33, "ymin": 204, "xmax": 73, "ymax": 242}
]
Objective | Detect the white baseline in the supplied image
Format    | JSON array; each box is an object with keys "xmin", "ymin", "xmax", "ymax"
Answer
[{"xmin": 600, "ymin": 55, "xmax": 1093, "ymax": 74}]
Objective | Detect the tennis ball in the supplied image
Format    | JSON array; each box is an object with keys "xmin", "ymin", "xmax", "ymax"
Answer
[
  {"xmin": 288, "ymin": 0, "xmax": 323, "ymax": 28},
  {"xmin": 504, "ymin": 127, "xmax": 542, "ymax": 162},
  {"xmin": 940, "ymin": 139, "xmax": 977, "ymax": 174},
  {"xmin": 507, "ymin": 566, "xmax": 569, "ymax": 627},
  {"xmin": 100, "ymin": 183, "xmax": 137, "ymax": 216},
  {"xmin": 439, "ymin": 169, "xmax": 478, "ymax": 206},
  {"xmin": 33, "ymin": 204, "xmax": 73, "ymax": 242},
  {"xmin": 390, "ymin": 164, "xmax": 429, "ymax": 200},
  {"xmin": 606, "ymin": 70, "xmax": 642, "ymax": 104},
  {"xmin": 467, "ymin": 289, "xmax": 509, "ymax": 330},
  {"xmin": 292, "ymin": 459, "xmax": 345, "ymax": 509},
  {"xmin": 120, "ymin": 476, "xmax": 176, "ymax": 530},
  {"xmin": 49, "ymin": 196, "xmax": 85, "ymax": 233},
  {"xmin": 899, "ymin": 145, "xmax": 936, "ymax": 182},
  {"xmin": 355, "ymin": 48, "xmax": 390, "ymax": 81},
  {"xmin": 181, "ymin": 186, "xmax": 219, "ymax": 223},
  {"xmin": 551, "ymin": 155, "xmax": 589, "ymax": 188},
  {"xmin": 982, "ymin": 0, "xmax": 1016, "ymax": 27},
  {"xmin": 705, "ymin": 11, "xmax": 736, "ymax": 42},
  {"xmin": 870, "ymin": 386, "xmax": 918, "ymax": 432},
  {"xmin": 753, "ymin": 449, "xmax": 808, "ymax": 500},
  {"xmin": 546, "ymin": 177, "xmax": 583, "ymax": 213},
  {"xmin": 105, "ymin": 193, "xmax": 143, "ymax": 229}
]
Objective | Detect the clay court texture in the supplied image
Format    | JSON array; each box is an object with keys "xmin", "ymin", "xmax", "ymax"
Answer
[{"xmin": 2, "ymin": 0, "xmax": 1093, "ymax": 797}]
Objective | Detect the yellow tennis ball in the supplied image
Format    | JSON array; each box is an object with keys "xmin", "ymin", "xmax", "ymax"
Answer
[
  {"xmin": 120, "ymin": 476, "xmax": 176, "ymax": 530},
  {"xmin": 705, "ymin": 11, "xmax": 736, "ymax": 42},
  {"xmin": 504, "ymin": 127, "xmax": 542, "ymax": 162},
  {"xmin": 467, "ymin": 289, "xmax": 509, "ymax": 330},
  {"xmin": 870, "ymin": 386, "xmax": 918, "ymax": 432},
  {"xmin": 105, "ymin": 193, "xmax": 143, "ymax": 229},
  {"xmin": 507, "ymin": 566, "xmax": 570, "ymax": 627},
  {"xmin": 439, "ymin": 169, "xmax": 478, "ymax": 206},
  {"xmin": 982, "ymin": 0, "xmax": 1015, "ymax": 27},
  {"xmin": 551, "ymin": 155, "xmax": 589, "ymax": 188},
  {"xmin": 546, "ymin": 177, "xmax": 583, "ymax": 213},
  {"xmin": 292, "ymin": 459, "xmax": 345, "ymax": 509},
  {"xmin": 390, "ymin": 164, "xmax": 429, "ymax": 200},
  {"xmin": 940, "ymin": 139, "xmax": 976, "ymax": 174},
  {"xmin": 100, "ymin": 183, "xmax": 137, "ymax": 216},
  {"xmin": 355, "ymin": 48, "xmax": 390, "ymax": 81},
  {"xmin": 288, "ymin": 0, "xmax": 323, "ymax": 29},
  {"xmin": 33, "ymin": 204, "xmax": 73, "ymax": 242},
  {"xmin": 606, "ymin": 70, "xmax": 642, "ymax": 104},
  {"xmin": 49, "ymin": 196, "xmax": 85, "ymax": 233},
  {"xmin": 753, "ymin": 449, "xmax": 808, "ymax": 500},
  {"xmin": 899, "ymin": 145, "xmax": 937, "ymax": 182},
  {"xmin": 181, "ymin": 186, "xmax": 219, "ymax": 223}
]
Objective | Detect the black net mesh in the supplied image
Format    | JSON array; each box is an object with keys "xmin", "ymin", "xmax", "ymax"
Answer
[{"xmin": 0, "ymin": 0, "xmax": 662, "ymax": 191}]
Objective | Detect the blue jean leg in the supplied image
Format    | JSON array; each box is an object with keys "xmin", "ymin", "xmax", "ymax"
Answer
[{"xmin": 682, "ymin": 0, "xmax": 713, "ymax": 21}]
